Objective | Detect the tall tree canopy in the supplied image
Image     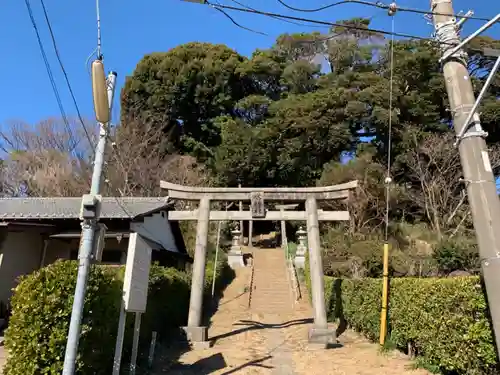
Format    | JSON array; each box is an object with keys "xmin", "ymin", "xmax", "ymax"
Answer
[{"xmin": 121, "ymin": 42, "xmax": 252, "ymax": 157}]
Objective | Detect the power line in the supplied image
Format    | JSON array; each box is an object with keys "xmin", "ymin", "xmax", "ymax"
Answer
[
  {"xmin": 228, "ymin": 0, "xmax": 330, "ymax": 28},
  {"xmin": 211, "ymin": 5, "xmax": 269, "ymax": 36},
  {"xmin": 276, "ymin": 0, "xmax": 381, "ymax": 13},
  {"xmin": 275, "ymin": 0, "xmax": 492, "ymax": 22},
  {"xmin": 392, "ymin": 3, "xmax": 492, "ymax": 22},
  {"xmin": 205, "ymin": 1, "xmax": 449, "ymax": 43},
  {"xmin": 24, "ymin": 0, "xmax": 77, "ymax": 149},
  {"xmin": 39, "ymin": 0, "xmax": 95, "ymax": 153},
  {"xmin": 273, "ymin": 12, "xmax": 383, "ymax": 50},
  {"xmin": 384, "ymin": 15, "xmax": 395, "ymax": 243}
]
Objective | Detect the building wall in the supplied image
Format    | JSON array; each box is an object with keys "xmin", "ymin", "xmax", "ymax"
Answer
[
  {"xmin": 0, "ymin": 230, "xmax": 44, "ymax": 304},
  {"xmin": 47, "ymin": 237, "xmax": 129, "ymax": 265},
  {"xmin": 43, "ymin": 238, "xmax": 73, "ymax": 266},
  {"xmin": 0, "ymin": 215, "xmax": 188, "ymax": 304}
]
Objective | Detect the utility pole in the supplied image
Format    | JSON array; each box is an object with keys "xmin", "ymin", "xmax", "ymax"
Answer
[
  {"xmin": 431, "ymin": 0, "xmax": 500, "ymax": 355},
  {"xmin": 62, "ymin": 63, "xmax": 117, "ymax": 375}
]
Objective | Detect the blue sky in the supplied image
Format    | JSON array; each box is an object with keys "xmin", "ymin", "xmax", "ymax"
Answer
[{"xmin": 0, "ymin": 0, "xmax": 499, "ymax": 126}]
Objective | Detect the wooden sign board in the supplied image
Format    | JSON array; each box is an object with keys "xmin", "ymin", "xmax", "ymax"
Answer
[
  {"xmin": 250, "ymin": 192, "xmax": 265, "ymax": 218},
  {"xmin": 123, "ymin": 233, "xmax": 152, "ymax": 313}
]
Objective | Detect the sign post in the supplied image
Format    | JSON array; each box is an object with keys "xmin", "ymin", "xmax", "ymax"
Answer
[{"xmin": 112, "ymin": 233, "xmax": 152, "ymax": 375}]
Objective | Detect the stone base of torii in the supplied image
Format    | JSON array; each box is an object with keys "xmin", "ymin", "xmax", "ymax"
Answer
[{"xmin": 160, "ymin": 180, "xmax": 357, "ymax": 349}]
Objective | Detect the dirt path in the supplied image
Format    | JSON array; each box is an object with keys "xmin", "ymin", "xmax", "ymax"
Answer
[
  {"xmin": 152, "ymin": 263, "xmax": 429, "ymax": 375},
  {"xmin": 0, "ymin": 346, "xmax": 5, "ymax": 374}
]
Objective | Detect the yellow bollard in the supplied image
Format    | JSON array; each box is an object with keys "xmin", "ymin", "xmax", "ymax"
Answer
[{"xmin": 379, "ymin": 242, "xmax": 390, "ymax": 345}]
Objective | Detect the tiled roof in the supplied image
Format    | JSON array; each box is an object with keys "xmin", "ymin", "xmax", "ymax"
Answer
[{"xmin": 0, "ymin": 197, "xmax": 171, "ymax": 220}]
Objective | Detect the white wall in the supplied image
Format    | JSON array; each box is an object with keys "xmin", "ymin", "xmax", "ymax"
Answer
[{"xmin": 0, "ymin": 231, "xmax": 43, "ymax": 303}]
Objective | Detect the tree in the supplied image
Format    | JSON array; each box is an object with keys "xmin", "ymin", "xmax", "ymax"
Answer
[
  {"xmin": 121, "ymin": 42, "xmax": 252, "ymax": 158},
  {"xmin": 466, "ymin": 36, "xmax": 500, "ymax": 143},
  {"xmin": 326, "ymin": 18, "xmax": 384, "ymax": 74},
  {"xmin": 0, "ymin": 118, "xmax": 94, "ymax": 197},
  {"xmin": 211, "ymin": 88, "xmax": 353, "ymax": 187},
  {"xmin": 401, "ymin": 128, "xmax": 500, "ymax": 239},
  {"xmin": 105, "ymin": 120, "xmax": 209, "ymax": 198},
  {"xmin": 0, "ymin": 117, "xmax": 209, "ymax": 199},
  {"xmin": 319, "ymin": 148, "xmax": 389, "ymax": 234},
  {"xmin": 273, "ymin": 32, "xmax": 326, "ymax": 63}
]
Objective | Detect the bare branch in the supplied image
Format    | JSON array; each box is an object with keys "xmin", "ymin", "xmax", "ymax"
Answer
[
  {"xmin": 104, "ymin": 120, "xmax": 209, "ymax": 201},
  {"xmin": 0, "ymin": 118, "xmax": 95, "ymax": 197}
]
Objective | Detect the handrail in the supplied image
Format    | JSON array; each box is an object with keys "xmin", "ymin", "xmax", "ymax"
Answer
[
  {"xmin": 247, "ymin": 250, "xmax": 256, "ymax": 309},
  {"xmin": 284, "ymin": 240, "xmax": 301, "ymax": 304},
  {"xmin": 288, "ymin": 259, "xmax": 302, "ymax": 302},
  {"xmin": 283, "ymin": 243, "xmax": 293, "ymax": 308}
]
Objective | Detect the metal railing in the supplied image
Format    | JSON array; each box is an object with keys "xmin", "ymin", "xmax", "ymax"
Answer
[{"xmin": 285, "ymin": 241, "xmax": 301, "ymax": 303}]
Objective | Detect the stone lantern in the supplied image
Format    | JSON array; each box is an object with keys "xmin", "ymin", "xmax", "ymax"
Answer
[
  {"xmin": 294, "ymin": 226, "xmax": 307, "ymax": 269},
  {"xmin": 228, "ymin": 224, "xmax": 245, "ymax": 269}
]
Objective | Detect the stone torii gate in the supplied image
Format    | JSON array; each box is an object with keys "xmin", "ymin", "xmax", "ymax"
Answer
[{"xmin": 160, "ymin": 180, "xmax": 357, "ymax": 348}]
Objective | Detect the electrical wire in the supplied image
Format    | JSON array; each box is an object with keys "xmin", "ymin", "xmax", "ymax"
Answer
[
  {"xmin": 275, "ymin": 11, "xmax": 382, "ymax": 51},
  {"xmin": 275, "ymin": 0, "xmax": 492, "ymax": 22},
  {"xmin": 210, "ymin": 4, "xmax": 269, "ymax": 36},
  {"xmin": 228, "ymin": 0, "xmax": 330, "ymax": 28},
  {"xmin": 24, "ymin": 0, "xmax": 77, "ymax": 149},
  {"xmin": 205, "ymin": 1, "xmax": 455, "ymax": 44},
  {"xmin": 39, "ymin": 0, "xmax": 96, "ymax": 153},
  {"xmin": 96, "ymin": 0, "xmax": 103, "ymax": 59},
  {"xmin": 397, "ymin": 3, "xmax": 491, "ymax": 22},
  {"xmin": 384, "ymin": 16, "xmax": 395, "ymax": 242},
  {"xmin": 276, "ymin": 0, "xmax": 381, "ymax": 13}
]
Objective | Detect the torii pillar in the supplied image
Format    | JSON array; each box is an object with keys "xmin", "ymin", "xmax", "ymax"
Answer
[
  {"xmin": 306, "ymin": 196, "xmax": 330, "ymax": 345},
  {"xmin": 184, "ymin": 197, "xmax": 210, "ymax": 348}
]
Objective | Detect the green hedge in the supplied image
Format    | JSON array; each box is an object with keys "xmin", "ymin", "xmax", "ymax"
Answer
[
  {"xmin": 3, "ymin": 258, "xmax": 233, "ymax": 375},
  {"xmin": 304, "ymin": 256, "xmax": 497, "ymax": 374},
  {"xmin": 329, "ymin": 277, "xmax": 497, "ymax": 374}
]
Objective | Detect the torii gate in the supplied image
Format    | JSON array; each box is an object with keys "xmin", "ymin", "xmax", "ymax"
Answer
[{"xmin": 160, "ymin": 180, "xmax": 358, "ymax": 348}]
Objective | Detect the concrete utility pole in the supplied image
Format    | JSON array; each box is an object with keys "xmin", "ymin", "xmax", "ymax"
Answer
[
  {"xmin": 431, "ymin": 0, "xmax": 500, "ymax": 354},
  {"xmin": 62, "ymin": 66, "xmax": 117, "ymax": 375}
]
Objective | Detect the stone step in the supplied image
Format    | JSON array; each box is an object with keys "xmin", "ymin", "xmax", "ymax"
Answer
[
  {"xmin": 249, "ymin": 247, "xmax": 293, "ymax": 313},
  {"xmin": 253, "ymin": 286, "xmax": 290, "ymax": 291},
  {"xmin": 253, "ymin": 287, "xmax": 291, "ymax": 292},
  {"xmin": 251, "ymin": 297, "xmax": 291, "ymax": 302},
  {"xmin": 251, "ymin": 300, "xmax": 291, "ymax": 306}
]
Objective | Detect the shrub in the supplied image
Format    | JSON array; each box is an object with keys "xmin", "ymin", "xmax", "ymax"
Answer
[
  {"xmin": 3, "ymin": 257, "xmax": 233, "ymax": 375},
  {"xmin": 205, "ymin": 257, "xmax": 234, "ymax": 293},
  {"xmin": 324, "ymin": 276, "xmax": 497, "ymax": 374},
  {"xmin": 3, "ymin": 261, "xmax": 121, "ymax": 375},
  {"xmin": 433, "ymin": 237, "xmax": 479, "ymax": 275}
]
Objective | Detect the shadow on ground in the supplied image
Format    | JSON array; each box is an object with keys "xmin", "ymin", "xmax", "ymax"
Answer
[
  {"xmin": 211, "ymin": 318, "xmax": 313, "ymax": 343},
  {"xmin": 166, "ymin": 352, "xmax": 274, "ymax": 375},
  {"xmin": 138, "ymin": 318, "xmax": 317, "ymax": 374},
  {"xmin": 132, "ymin": 265, "xmax": 237, "ymax": 373}
]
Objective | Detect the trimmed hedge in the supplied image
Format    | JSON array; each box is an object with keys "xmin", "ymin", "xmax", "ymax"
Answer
[
  {"xmin": 326, "ymin": 277, "xmax": 497, "ymax": 374},
  {"xmin": 3, "ymin": 258, "xmax": 233, "ymax": 375},
  {"xmin": 304, "ymin": 257, "xmax": 497, "ymax": 374}
]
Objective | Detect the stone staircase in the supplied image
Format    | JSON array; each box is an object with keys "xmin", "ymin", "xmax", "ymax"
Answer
[{"xmin": 250, "ymin": 248, "xmax": 294, "ymax": 314}]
